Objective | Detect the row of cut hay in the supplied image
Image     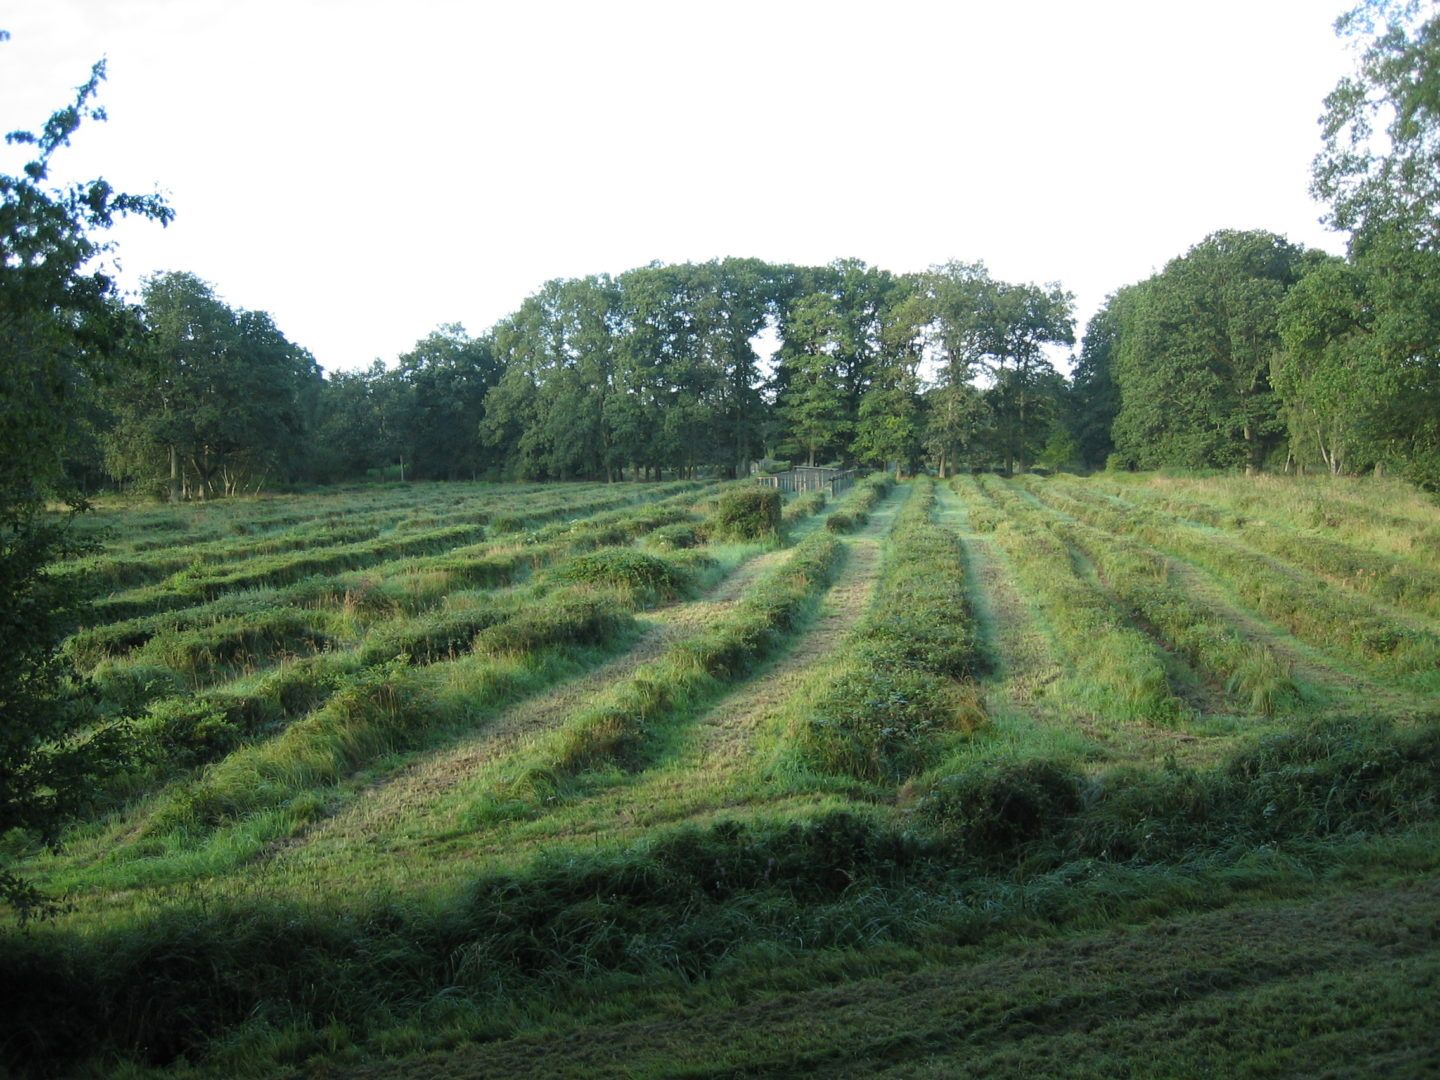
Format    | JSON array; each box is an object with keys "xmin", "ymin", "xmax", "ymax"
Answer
[
  {"xmin": 1008, "ymin": 478, "xmax": 1301, "ymax": 716},
  {"xmin": 1084, "ymin": 476, "xmax": 1440, "ymax": 616},
  {"xmin": 781, "ymin": 489, "xmax": 828, "ymax": 525},
  {"xmin": 136, "ymin": 586, "xmax": 643, "ymax": 839},
  {"xmin": 792, "ymin": 476, "xmax": 985, "ymax": 785},
  {"xmin": 81, "ymin": 502, "xmax": 710, "ymax": 725},
  {"xmin": 1099, "ymin": 472, "xmax": 1440, "ymax": 568},
  {"xmin": 62, "ymin": 481, "xmax": 565, "ymax": 552},
  {"xmin": 83, "ymin": 483, "xmax": 704, "ymax": 625},
  {"xmin": 1044, "ymin": 477, "xmax": 1440, "ymax": 683},
  {"xmin": 824, "ymin": 473, "xmax": 894, "ymax": 533},
  {"xmin": 958, "ymin": 476, "xmax": 1187, "ymax": 726},
  {"xmin": 90, "ymin": 538, "xmax": 718, "ymax": 793},
  {"xmin": 479, "ymin": 528, "xmax": 849, "ymax": 814},
  {"xmin": 52, "ymin": 484, "xmax": 571, "ymax": 588},
  {"xmin": 66, "ymin": 484, "xmax": 712, "ymax": 666}
]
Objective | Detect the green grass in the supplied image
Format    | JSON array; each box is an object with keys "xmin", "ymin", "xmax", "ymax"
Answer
[{"xmin": 4, "ymin": 473, "xmax": 1439, "ymax": 1078}]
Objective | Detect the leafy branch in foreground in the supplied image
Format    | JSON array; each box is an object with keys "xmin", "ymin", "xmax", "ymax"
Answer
[{"xmin": 0, "ymin": 56, "xmax": 170, "ymax": 920}]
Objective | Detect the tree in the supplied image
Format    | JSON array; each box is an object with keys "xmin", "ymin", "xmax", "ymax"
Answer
[
  {"xmin": 1309, "ymin": 1, "xmax": 1440, "ymax": 486},
  {"xmin": 1068, "ymin": 294, "xmax": 1128, "ymax": 468},
  {"xmin": 1110, "ymin": 231, "xmax": 1304, "ymax": 472},
  {"xmin": 922, "ymin": 381, "xmax": 988, "ymax": 477},
  {"xmin": 0, "ymin": 58, "xmax": 170, "ymax": 917},
  {"xmin": 1314, "ymin": 0, "xmax": 1440, "ymax": 251},
  {"xmin": 775, "ymin": 292, "xmax": 850, "ymax": 466},
  {"xmin": 105, "ymin": 272, "xmax": 319, "ymax": 498},
  {"xmin": 394, "ymin": 324, "xmax": 499, "ymax": 480},
  {"xmin": 1273, "ymin": 256, "xmax": 1383, "ymax": 474}
]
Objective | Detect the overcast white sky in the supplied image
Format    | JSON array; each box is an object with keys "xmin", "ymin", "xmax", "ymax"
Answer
[{"xmin": 2, "ymin": 0, "xmax": 1356, "ymax": 374}]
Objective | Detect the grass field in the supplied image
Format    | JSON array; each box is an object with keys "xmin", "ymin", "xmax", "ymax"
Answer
[{"xmin": 3, "ymin": 473, "xmax": 1439, "ymax": 1078}]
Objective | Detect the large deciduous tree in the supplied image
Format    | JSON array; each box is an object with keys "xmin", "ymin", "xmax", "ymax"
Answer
[
  {"xmin": 0, "ymin": 58, "xmax": 170, "ymax": 917},
  {"xmin": 105, "ymin": 272, "xmax": 320, "ymax": 498},
  {"xmin": 1307, "ymin": 0, "xmax": 1440, "ymax": 486},
  {"xmin": 1110, "ymin": 230, "xmax": 1304, "ymax": 472}
]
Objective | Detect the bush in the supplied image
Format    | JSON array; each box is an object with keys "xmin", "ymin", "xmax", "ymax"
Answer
[{"xmin": 710, "ymin": 488, "xmax": 782, "ymax": 541}]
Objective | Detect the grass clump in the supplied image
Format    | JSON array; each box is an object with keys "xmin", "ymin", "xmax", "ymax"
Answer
[
  {"xmin": 548, "ymin": 547, "xmax": 693, "ymax": 603},
  {"xmin": 710, "ymin": 487, "xmax": 782, "ymax": 541}
]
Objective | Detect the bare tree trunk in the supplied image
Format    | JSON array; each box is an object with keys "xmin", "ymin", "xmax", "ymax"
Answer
[{"xmin": 169, "ymin": 445, "xmax": 181, "ymax": 504}]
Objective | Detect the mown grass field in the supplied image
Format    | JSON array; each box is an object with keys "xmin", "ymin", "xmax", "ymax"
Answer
[{"xmin": 4, "ymin": 473, "xmax": 1439, "ymax": 1078}]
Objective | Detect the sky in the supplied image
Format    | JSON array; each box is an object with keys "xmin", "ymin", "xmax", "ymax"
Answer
[{"xmin": 1, "ymin": 0, "xmax": 1358, "ymax": 374}]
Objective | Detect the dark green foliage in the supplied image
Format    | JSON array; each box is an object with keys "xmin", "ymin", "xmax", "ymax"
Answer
[
  {"xmin": 0, "ymin": 59, "xmax": 169, "ymax": 918},
  {"xmin": 710, "ymin": 487, "xmax": 782, "ymax": 541},
  {"xmin": 1111, "ymin": 231, "xmax": 1305, "ymax": 472}
]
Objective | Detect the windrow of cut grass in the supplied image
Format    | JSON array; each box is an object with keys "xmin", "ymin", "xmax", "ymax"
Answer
[
  {"xmin": 6, "ymin": 710, "xmax": 1439, "ymax": 1076},
  {"xmin": 467, "ymin": 527, "xmax": 849, "ymax": 819},
  {"xmin": 791, "ymin": 476, "xmax": 984, "ymax": 785},
  {"xmin": 1007, "ymin": 477, "xmax": 1302, "ymax": 717},
  {"xmin": 82, "ymin": 541, "xmax": 726, "ymax": 810},
  {"xmin": 81, "ymin": 482, "xmax": 704, "ymax": 626},
  {"xmin": 781, "ymin": 488, "xmax": 827, "ymax": 525},
  {"xmin": 1038, "ymin": 476, "xmax": 1440, "ymax": 688},
  {"xmin": 1084, "ymin": 476, "xmax": 1440, "ymax": 618},
  {"xmin": 955, "ymin": 475, "xmax": 1188, "ymax": 728},
  {"xmin": 824, "ymin": 473, "xmax": 893, "ymax": 533},
  {"xmin": 52, "ymin": 484, "xmax": 587, "ymax": 588},
  {"xmin": 61, "ymin": 482, "xmax": 563, "ymax": 550},
  {"xmin": 65, "ymin": 484, "xmax": 713, "ymax": 671},
  {"xmin": 1100, "ymin": 472, "xmax": 1440, "ymax": 569},
  {"xmin": 128, "ymin": 579, "xmax": 664, "ymax": 846}
]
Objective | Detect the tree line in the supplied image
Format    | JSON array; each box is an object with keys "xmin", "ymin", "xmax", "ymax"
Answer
[
  {"xmin": 73, "ymin": 257, "xmax": 1076, "ymax": 495},
  {"xmin": 81, "ymin": 0, "xmax": 1440, "ymax": 498}
]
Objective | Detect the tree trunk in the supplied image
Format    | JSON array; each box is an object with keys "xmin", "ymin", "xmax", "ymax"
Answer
[{"xmin": 169, "ymin": 445, "xmax": 181, "ymax": 504}]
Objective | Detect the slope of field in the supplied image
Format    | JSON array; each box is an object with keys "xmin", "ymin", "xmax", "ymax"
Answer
[{"xmin": 2, "ymin": 473, "xmax": 1438, "ymax": 1078}]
